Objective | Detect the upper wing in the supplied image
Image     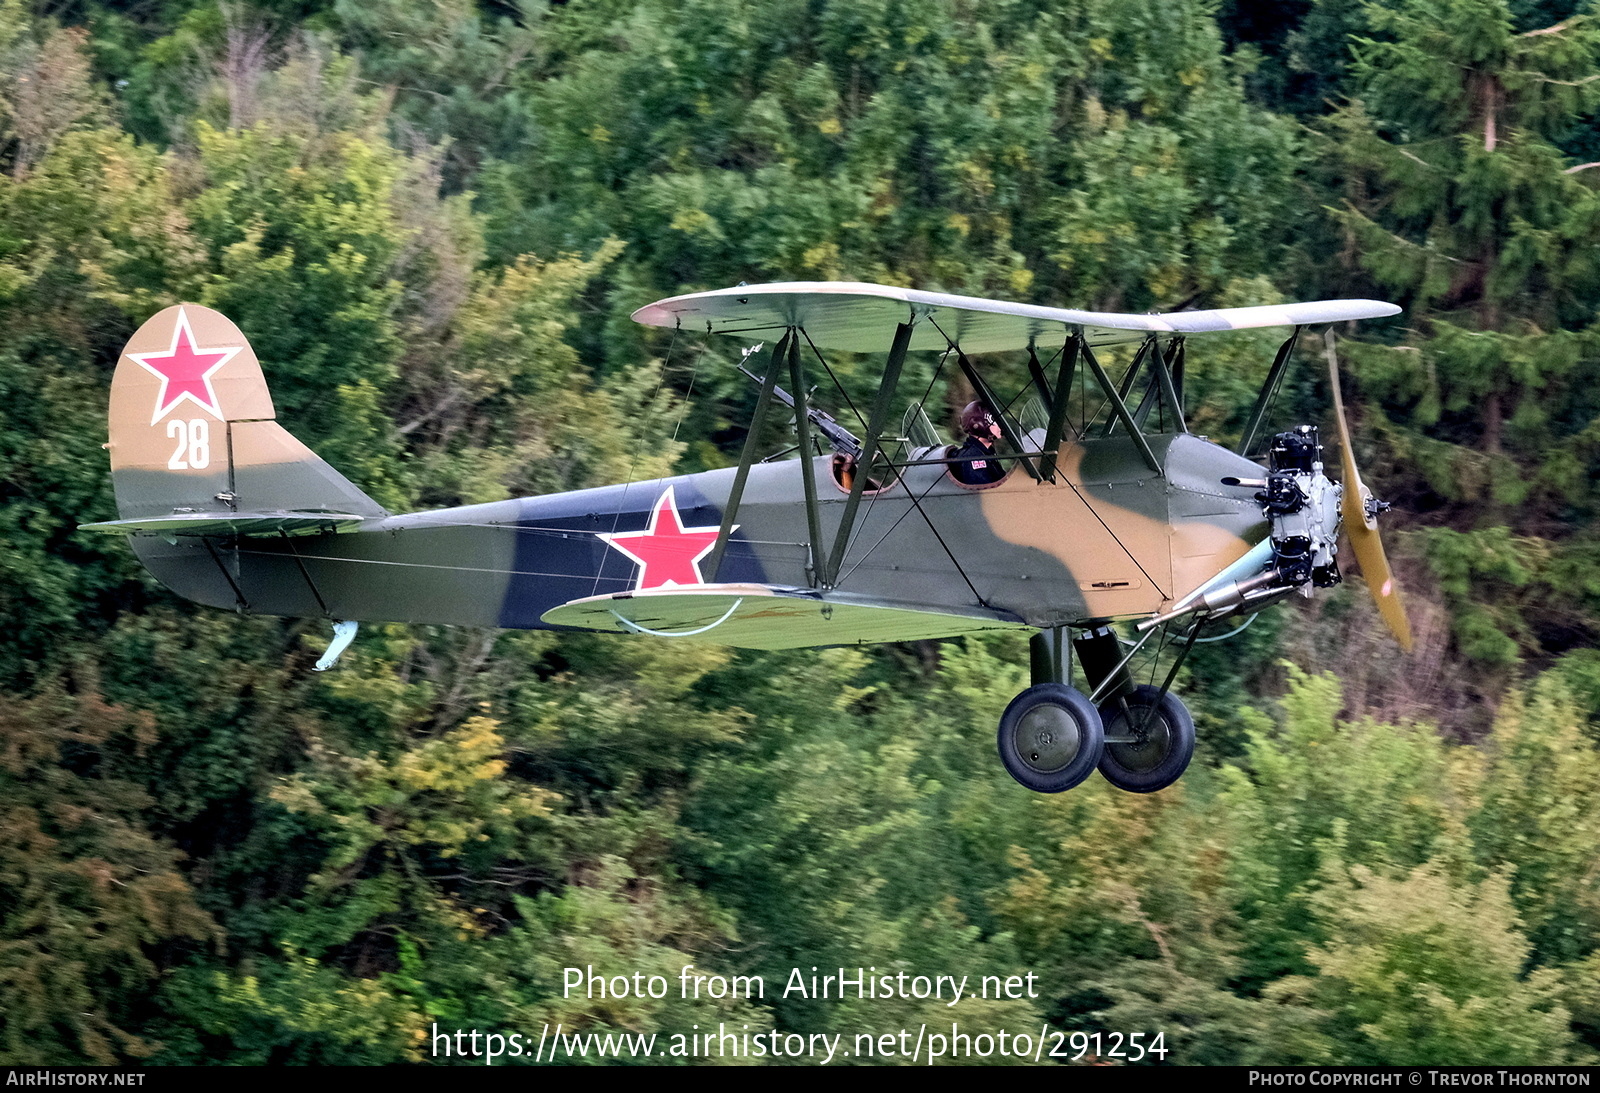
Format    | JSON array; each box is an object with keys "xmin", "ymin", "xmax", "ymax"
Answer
[
  {"xmin": 540, "ymin": 583, "xmax": 1031, "ymax": 649},
  {"xmin": 632, "ymin": 281, "xmax": 1401, "ymax": 354}
]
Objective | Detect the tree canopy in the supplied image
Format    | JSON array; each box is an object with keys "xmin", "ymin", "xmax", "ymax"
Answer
[{"xmin": 0, "ymin": 0, "xmax": 1596, "ymax": 1066}]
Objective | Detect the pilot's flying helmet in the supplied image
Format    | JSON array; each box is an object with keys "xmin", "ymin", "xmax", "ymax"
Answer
[{"xmin": 960, "ymin": 401, "xmax": 999, "ymax": 439}]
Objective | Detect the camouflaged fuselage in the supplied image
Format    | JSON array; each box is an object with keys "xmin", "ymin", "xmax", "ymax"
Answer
[{"xmin": 131, "ymin": 432, "xmax": 1267, "ymax": 633}]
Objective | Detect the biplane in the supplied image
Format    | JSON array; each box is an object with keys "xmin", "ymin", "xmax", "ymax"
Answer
[{"xmin": 83, "ymin": 283, "xmax": 1408, "ymax": 794}]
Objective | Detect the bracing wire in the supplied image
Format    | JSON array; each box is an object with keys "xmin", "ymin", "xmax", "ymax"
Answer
[
  {"xmin": 799, "ymin": 328, "xmax": 868, "ymax": 436},
  {"xmin": 591, "ymin": 323, "xmax": 680, "ymax": 596},
  {"xmin": 670, "ymin": 339, "xmax": 702, "ymax": 444},
  {"xmin": 827, "ymin": 339, "xmax": 953, "ymax": 588}
]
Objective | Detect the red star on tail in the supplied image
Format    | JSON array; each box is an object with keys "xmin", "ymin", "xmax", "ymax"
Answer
[
  {"xmin": 128, "ymin": 307, "xmax": 242, "ymax": 425},
  {"xmin": 598, "ymin": 486, "xmax": 728, "ymax": 590}
]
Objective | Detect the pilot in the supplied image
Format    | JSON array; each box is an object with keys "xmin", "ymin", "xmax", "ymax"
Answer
[{"xmin": 951, "ymin": 401, "xmax": 1007, "ymax": 485}]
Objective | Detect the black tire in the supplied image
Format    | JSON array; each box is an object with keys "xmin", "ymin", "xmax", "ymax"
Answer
[
  {"xmin": 997, "ymin": 683, "xmax": 1105, "ymax": 793},
  {"xmin": 1097, "ymin": 685, "xmax": 1196, "ymax": 793}
]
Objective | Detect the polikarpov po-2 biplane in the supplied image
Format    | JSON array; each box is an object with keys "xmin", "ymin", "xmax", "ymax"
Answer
[{"xmin": 83, "ymin": 283, "xmax": 1410, "ymax": 794}]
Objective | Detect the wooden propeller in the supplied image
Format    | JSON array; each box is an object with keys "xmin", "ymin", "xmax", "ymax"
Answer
[{"xmin": 1323, "ymin": 330, "xmax": 1412, "ymax": 652}]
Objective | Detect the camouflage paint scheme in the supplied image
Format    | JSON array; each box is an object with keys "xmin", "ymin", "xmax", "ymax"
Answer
[{"xmin": 91, "ymin": 302, "xmax": 1288, "ymax": 649}]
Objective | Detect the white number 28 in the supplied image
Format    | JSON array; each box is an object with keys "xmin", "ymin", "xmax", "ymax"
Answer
[{"xmin": 166, "ymin": 418, "xmax": 212, "ymax": 470}]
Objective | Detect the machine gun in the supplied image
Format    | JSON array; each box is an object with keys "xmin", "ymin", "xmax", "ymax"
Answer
[{"xmin": 737, "ymin": 344, "xmax": 863, "ymax": 460}]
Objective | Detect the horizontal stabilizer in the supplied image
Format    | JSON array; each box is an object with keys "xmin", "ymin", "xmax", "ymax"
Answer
[
  {"xmin": 541, "ymin": 583, "xmax": 1030, "ymax": 649},
  {"xmin": 79, "ymin": 511, "xmax": 370, "ymax": 537}
]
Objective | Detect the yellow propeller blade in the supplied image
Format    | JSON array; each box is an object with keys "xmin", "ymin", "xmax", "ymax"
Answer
[{"xmin": 1323, "ymin": 330, "xmax": 1413, "ymax": 652}]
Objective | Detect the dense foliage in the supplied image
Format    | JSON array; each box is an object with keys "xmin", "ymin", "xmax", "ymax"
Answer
[{"xmin": 0, "ymin": 0, "xmax": 1597, "ymax": 1065}]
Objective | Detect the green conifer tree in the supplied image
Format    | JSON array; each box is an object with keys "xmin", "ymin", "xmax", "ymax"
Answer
[{"xmin": 1323, "ymin": 0, "xmax": 1600, "ymax": 662}]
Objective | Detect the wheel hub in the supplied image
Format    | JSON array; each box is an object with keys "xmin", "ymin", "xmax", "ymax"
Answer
[
  {"xmin": 1093, "ymin": 684, "xmax": 1197, "ymax": 795},
  {"xmin": 1016, "ymin": 705, "xmax": 1081, "ymax": 774},
  {"xmin": 1106, "ymin": 709, "xmax": 1172, "ymax": 773}
]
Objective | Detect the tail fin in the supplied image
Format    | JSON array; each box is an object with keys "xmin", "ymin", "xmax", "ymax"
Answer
[{"xmin": 87, "ymin": 304, "xmax": 386, "ymax": 530}]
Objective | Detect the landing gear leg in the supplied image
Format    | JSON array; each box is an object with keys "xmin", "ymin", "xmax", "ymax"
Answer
[
  {"xmin": 1076, "ymin": 622, "xmax": 1201, "ymax": 793},
  {"xmin": 1073, "ymin": 625, "xmax": 1134, "ymax": 702},
  {"xmin": 1030, "ymin": 625, "xmax": 1069, "ymax": 687}
]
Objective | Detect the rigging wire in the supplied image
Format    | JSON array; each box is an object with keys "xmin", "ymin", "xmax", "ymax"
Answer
[
  {"xmin": 591, "ymin": 322, "xmax": 679, "ymax": 596},
  {"xmin": 825, "ymin": 339, "xmax": 954, "ymax": 588},
  {"xmin": 670, "ymin": 339, "xmax": 703, "ymax": 444},
  {"xmin": 834, "ymin": 469, "xmax": 951, "ymax": 586},
  {"xmin": 1247, "ymin": 353, "xmax": 1288, "ymax": 460},
  {"xmin": 1051, "ymin": 474, "xmax": 1167, "ymax": 599},
  {"xmin": 831, "ymin": 465, "xmax": 990, "ymax": 610},
  {"xmin": 899, "ymin": 475, "xmax": 987, "ymax": 606},
  {"xmin": 1003, "ymin": 341, "xmax": 1065, "ymax": 420},
  {"xmin": 839, "ymin": 331, "xmax": 963, "ymax": 569},
  {"xmin": 818, "ymin": 318, "xmax": 982, "ymax": 601},
  {"xmin": 916, "ymin": 342, "xmax": 954, "ymax": 421},
  {"xmin": 799, "ymin": 327, "xmax": 868, "ymax": 436}
]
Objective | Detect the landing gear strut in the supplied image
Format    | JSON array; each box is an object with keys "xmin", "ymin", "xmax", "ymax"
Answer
[
  {"xmin": 1077, "ymin": 623, "xmax": 1197, "ymax": 792},
  {"xmin": 995, "ymin": 623, "xmax": 1198, "ymax": 794},
  {"xmin": 1098, "ymin": 685, "xmax": 1196, "ymax": 793}
]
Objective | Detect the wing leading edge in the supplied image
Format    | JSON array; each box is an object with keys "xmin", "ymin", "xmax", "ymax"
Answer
[{"xmin": 632, "ymin": 281, "xmax": 1401, "ymax": 355}]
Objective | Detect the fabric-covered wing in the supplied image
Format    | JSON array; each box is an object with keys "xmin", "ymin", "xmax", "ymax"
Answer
[
  {"xmin": 632, "ymin": 281, "xmax": 1401, "ymax": 354},
  {"xmin": 540, "ymin": 583, "xmax": 1031, "ymax": 649}
]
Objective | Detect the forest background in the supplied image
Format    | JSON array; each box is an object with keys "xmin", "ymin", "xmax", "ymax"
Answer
[{"xmin": 1, "ymin": 0, "xmax": 1599, "ymax": 1066}]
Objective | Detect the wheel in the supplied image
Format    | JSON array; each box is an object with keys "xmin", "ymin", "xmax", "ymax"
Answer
[
  {"xmin": 1097, "ymin": 685, "xmax": 1196, "ymax": 793},
  {"xmin": 997, "ymin": 683, "xmax": 1105, "ymax": 793}
]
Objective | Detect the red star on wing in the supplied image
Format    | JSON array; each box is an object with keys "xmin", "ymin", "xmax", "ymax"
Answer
[
  {"xmin": 128, "ymin": 307, "xmax": 243, "ymax": 425},
  {"xmin": 598, "ymin": 486, "xmax": 729, "ymax": 590}
]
